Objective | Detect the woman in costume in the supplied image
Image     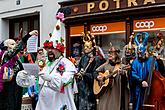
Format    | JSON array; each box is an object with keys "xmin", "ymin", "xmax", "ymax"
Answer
[{"xmin": 0, "ymin": 30, "xmax": 38, "ymax": 110}]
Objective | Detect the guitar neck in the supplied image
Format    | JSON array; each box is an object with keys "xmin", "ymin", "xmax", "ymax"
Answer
[
  {"xmin": 104, "ymin": 65, "xmax": 129, "ymax": 80},
  {"xmin": 105, "ymin": 70, "xmax": 118, "ymax": 80}
]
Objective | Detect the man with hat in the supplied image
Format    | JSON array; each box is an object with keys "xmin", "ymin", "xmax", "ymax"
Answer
[{"xmin": 35, "ymin": 12, "xmax": 77, "ymax": 110}]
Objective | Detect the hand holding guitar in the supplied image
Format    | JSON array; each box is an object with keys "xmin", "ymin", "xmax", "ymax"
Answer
[
  {"xmin": 97, "ymin": 75, "xmax": 105, "ymax": 81},
  {"xmin": 93, "ymin": 64, "xmax": 131, "ymax": 96}
]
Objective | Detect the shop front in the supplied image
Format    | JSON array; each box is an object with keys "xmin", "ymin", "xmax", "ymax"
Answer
[{"xmin": 59, "ymin": 0, "xmax": 165, "ymax": 58}]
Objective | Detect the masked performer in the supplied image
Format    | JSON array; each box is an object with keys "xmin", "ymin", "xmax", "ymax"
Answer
[
  {"xmin": 0, "ymin": 30, "xmax": 38, "ymax": 110},
  {"xmin": 94, "ymin": 45, "xmax": 129, "ymax": 110},
  {"xmin": 122, "ymin": 33, "xmax": 136, "ymax": 65},
  {"xmin": 75, "ymin": 31, "xmax": 102, "ymax": 110},
  {"xmin": 130, "ymin": 32, "xmax": 158, "ymax": 110},
  {"xmin": 154, "ymin": 33, "xmax": 165, "ymax": 77},
  {"xmin": 155, "ymin": 33, "xmax": 164, "ymax": 57}
]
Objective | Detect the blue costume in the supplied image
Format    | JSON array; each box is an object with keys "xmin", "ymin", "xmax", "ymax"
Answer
[
  {"xmin": 130, "ymin": 32, "xmax": 158, "ymax": 110},
  {"xmin": 130, "ymin": 57, "xmax": 158, "ymax": 110}
]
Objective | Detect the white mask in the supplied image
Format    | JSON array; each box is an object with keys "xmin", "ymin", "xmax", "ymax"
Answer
[{"xmin": 4, "ymin": 39, "xmax": 16, "ymax": 50}]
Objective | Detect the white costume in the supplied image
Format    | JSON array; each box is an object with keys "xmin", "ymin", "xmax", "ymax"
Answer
[{"xmin": 35, "ymin": 56, "xmax": 77, "ymax": 110}]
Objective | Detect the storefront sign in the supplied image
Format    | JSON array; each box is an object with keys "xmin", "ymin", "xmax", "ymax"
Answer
[
  {"xmin": 70, "ymin": 22, "xmax": 125, "ymax": 37},
  {"xmin": 91, "ymin": 25, "xmax": 108, "ymax": 32},
  {"xmin": 87, "ymin": 0, "xmax": 156, "ymax": 13},
  {"xmin": 135, "ymin": 21, "xmax": 155, "ymax": 29},
  {"xmin": 134, "ymin": 17, "xmax": 165, "ymax": 31},
  {"xmin": 70, "ymin": 0, "xmax": 165, "ymax": 16},
  {"xmin": 91, "ymin": 22, "xmax": 125, "ymax": 35},
  {"xmin": 70, "ymin": 26, "xmax": 84, "ymax": 37}
]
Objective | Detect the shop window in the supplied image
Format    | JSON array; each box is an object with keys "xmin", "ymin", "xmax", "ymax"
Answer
[
  {"xmin": 134, "ymin": 17, "xmax": 165, "ymax": 59},
  {"xmin": 14, "ymin": 23, "xmax": 19, "ymax": 39},
  {"xmin": 91, "ymin": 22, "xmax": 126, "ymax": 58},
  {"xmin": 22, "ymin": 21, "xmax": 28, "ymax": 36},
  {"xmin": 9, "ymin": 15, "xmax": 39, "ymax": 43},
  {"xmin": 95, "ymin": 33, "xmax": 125, "ymax": 58}
]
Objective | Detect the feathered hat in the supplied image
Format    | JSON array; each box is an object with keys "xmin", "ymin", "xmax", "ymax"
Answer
[{"xmin": 134, "ymin": 32, "xmax": 149, "ymax": 55}]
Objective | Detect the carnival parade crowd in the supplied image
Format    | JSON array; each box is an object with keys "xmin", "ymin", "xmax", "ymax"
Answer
[{"xmin": 0, "ymin": 12, "xmax": 164, "ymax": 110}]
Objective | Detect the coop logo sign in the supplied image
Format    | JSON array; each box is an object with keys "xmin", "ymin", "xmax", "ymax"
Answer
[
  {"xmin": 91, "ymin": 25, "xmax": 108, "ymax": 32},
  {"xmin": 135, "ymin": 21, "xmax": 155, "ymax": 29}
]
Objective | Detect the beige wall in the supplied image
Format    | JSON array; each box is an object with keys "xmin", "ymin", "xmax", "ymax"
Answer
[{"xmin": 0, "ymin": 0, "xmax": 67, "ymax": 46}]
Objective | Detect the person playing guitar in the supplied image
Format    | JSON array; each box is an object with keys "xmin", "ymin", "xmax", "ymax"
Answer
[{"xmin": 94, "ymin": 46, "xmax": 130, "ymax": 110}]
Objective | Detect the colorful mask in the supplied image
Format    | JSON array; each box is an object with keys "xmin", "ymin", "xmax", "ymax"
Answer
[
  {"xmin": 82, "ymin": 31, "xmax": 93, "ymax": 51},
  {"xmin": 125, "ymin": 33, "xmax": 136, "ymax": 57},
  {"xmin": 135, "ymin": 32, "xmax": 149, "ymax": 56}
]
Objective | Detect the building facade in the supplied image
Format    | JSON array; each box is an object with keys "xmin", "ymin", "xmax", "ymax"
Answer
[
  {"xmin": 0, "ymin": 0, "xmax": 66, "ymax": 46},
  {"xmin": 59, "ymin": 0, "xmax": 165, "ymax": 59}
]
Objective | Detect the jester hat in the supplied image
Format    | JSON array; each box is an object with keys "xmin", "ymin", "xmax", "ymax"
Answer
[{"xmin": 43, "ymin": 12, "xmax": 65, "ymax": 53}]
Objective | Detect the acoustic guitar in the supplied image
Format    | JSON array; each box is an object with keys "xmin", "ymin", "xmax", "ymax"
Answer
[{"xmin": 93, "ymin": 64, "xmax": 129, "ymax": 96}]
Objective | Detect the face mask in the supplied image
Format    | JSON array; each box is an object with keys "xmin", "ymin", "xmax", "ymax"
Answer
[
  {"xmin": 8, "ymin": 42, "xmax": 16, "ymax": 49},
  {"xmin": 4, "ymin": 39, "xmax": 16, "ymax": 50}
]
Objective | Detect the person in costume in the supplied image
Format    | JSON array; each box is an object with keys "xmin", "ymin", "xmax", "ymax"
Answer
[
  {"xmin": 122, "ymin": 33, "xmax": 137, "ymax": 105},
  {"xmin": 35, "ymin": 47, "xmax": 47, "ymax": 70},
  {"xmin": 0, "ymin": 30, "xmax": 38, "ymax": 110},
  {"xmin": 74, "ymin": 31, "xmax": 103, "ymax": 110},
  {"xmin": 95, "ymin": 45, "xmax": 129, "ymax": 110},
  {"xmin": 18, "ymin": 48, "xmax": 35, "ymax": 64},
  {"xmin": 155, "ymin": 33, "xmax": 164, "ymax": 58},
  {"xmin": 154, "ymin": 33, "xmax": 165, "ymax": 77},
  {"xmin": 130, "ymin": 32, "xmax": 158, "ymax": 110},
  {"xmin": 122, "ymin": 32, "xmax": 136, "ymax": 65},
  {"xmin": 18, "ymin": 47, "xmax": 36, "ymax": 96},
  {"xmin": 35, "ymin": 12, "xmax": 77, "ymax": 110}
]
